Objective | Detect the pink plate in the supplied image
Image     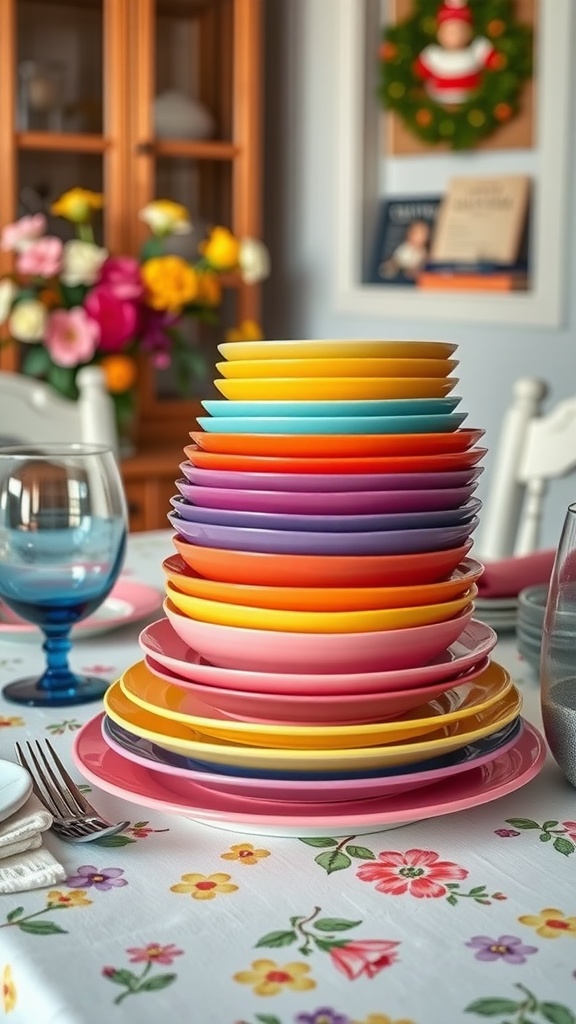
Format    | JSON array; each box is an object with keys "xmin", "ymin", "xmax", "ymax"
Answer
[
  {"xmin": 0, "ymin": 580, "xmax": 162, "ymax": 641},
  {"xmin": 100, "ymin": 714, "xmax": 523, "ymax": 803},
  {"xmin": 138, "ymin": 617, "xmax": 498, "ymax": 695},
  {"xmin": 144, "ymin": 653, "xmax": 493, "ymax": 723},
  {"xmin": 73, "ymin": 715, "xmax": 545, "ymax": 837},
  {"xmin": 175, "ymin": 479, "xmax": 478, "ymax": 515},
  {"xmin": 179, "ymin": 462, "xmax": 484, "ymax": 492},
  {"xmin": 164, "ymin": 599, "xmax": 474, "ymax": 673}
]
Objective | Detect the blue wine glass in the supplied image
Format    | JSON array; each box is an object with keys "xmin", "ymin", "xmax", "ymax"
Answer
[{"xmin": 0, "ymin": 443, "xmax": 127, "ymax": 707}]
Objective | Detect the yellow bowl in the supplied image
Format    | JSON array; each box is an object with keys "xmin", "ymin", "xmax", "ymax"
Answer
[
  {"xmin": 217, "ymin": 340, "xmax": 458, "ymax": 362},
  {"xmin": 165, "ymin": 578, "xmax": 477, "ymax": 633},
  {"xmin": 162, "ymin": 554, "xmax": 483, "ymax": 611},
  {"xmin": 104, "ymin": 680, "xmax": 522, "ymax": 769},
  {"xmin": 214, "ymin": 377, "xmax": 459, "ymax": 401},
  {"xmin": 215, "ymin": 358, "xmax": 459, "ymax": 380}
]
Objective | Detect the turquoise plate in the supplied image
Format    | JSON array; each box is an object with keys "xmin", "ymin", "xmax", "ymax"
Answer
[
  {"xmin": 201, "ymin": 397, "xmax": 462, "ymax": 418},
  {"xmin": 196, "ymin": 413, "xmax": 468, "ymax": 435}
]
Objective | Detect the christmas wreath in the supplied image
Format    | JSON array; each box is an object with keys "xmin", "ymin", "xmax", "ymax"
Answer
[{"xmin": 378, "ymin": 0, "xmax": 533, "ymax": 149}]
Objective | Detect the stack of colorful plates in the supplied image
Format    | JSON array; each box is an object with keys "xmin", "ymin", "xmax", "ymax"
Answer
[{"xmin": 73, "ymin": 340, "xmax": 546, "ymax": 836}]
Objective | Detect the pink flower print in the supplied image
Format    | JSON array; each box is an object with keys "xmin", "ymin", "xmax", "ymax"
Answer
[
  {"xmin": 495, "ymin": 828, "xmax": 521, "ymax": 837},
  {"xmin": 16, "ymin": 236, "xmax": 63, "ymax": 277},
  {"xmin": 1, "ymin": 214, "xmax": 46, "ymax": 252},
  {"xmin": 357, "ymin": 848, "xmax": 468, "ymax": 898},
  {"xmin": 98, "ymin": 256, "xmax": 144, "ymax": 300},
  {"xmin": 466, "ymin": 935, "xmax": 538, "ymax": 964},
  {"xmin": 84, "ymin": 284, "xmax": 137, "ymax": 352},
  {"xmin": 45, "ymin": 307, "xmax": 100, "ymax": 367},
  {"xmin": 562, "ymin": 821, "xmax": 576, "ymax": 841},
  {"xmin": 65, "ymin": 865, "xmax": 127, "ymax": 891},
  {"xmin": 126, "ymin": 943, "xmax": 183, "ymax": 966},
  {"xmin": 329, "ymin": 940, "xmax": 400, "ymax": 979}
]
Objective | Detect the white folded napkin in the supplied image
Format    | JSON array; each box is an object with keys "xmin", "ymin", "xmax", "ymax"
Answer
[{"xmin": 0, "ymin": 794, "xmax": 66, "ymax": 893}]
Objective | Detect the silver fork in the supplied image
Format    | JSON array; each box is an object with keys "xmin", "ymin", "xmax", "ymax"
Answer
[{"xmin": 15, "ymin": 740, "xmax": 130, "ymax": 844}]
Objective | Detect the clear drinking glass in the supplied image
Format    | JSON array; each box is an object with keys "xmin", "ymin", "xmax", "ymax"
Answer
[
  {"xmin": 0, "ymin": 444, "xmax": 127, "ymax": 707},
  {"xmin": 540, "ymin": 502, "xmax": 576, "ymax": 786}
]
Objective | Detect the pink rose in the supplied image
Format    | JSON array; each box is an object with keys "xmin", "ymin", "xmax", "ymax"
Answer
[
  {"xmin": 45, "ymin": 307, "xmax": 100, "ymax": 367},
  {"xmin": 84, "ymin": 285, "xmax": 138, "ymax": 353},
  {"xmin": 329, "ymin": 939, "xmax": 400, "ymax": 980},
  {"xmin": 98, "ymin": 256, "xmax": 144, "ymax": 299},
  {"xmin": 16, "ymin": 236, "xmax": 63, "ymax": 278},
  {"xmin": 1, "ymin": 214, "xmax": 46, "ymax": 252}
]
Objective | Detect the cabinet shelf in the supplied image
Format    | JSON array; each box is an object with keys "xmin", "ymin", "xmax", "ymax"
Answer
[
  {"xmin": 153, "ymin": 139, "xmax": 240, "ymax": 160},
  {"xmin": 17, "ymin": 131, "xmax": 108, "ymax": 153}
]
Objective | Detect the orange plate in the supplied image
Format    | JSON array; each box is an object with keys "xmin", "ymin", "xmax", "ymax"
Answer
[
  {"xmin": 215, "ymin": 358, "xmax": 459, "ymax": 379},
  {"xmin": 184, "ymin": 446, "xmax": 488, "ymax": 475},
  {"xmin": 162, "ymin": 553, "xmax": 484, "ymax": 611},
  {"xmin": 172, "ymin": 535, "xmax": 474, "ymax": 587},
  {"xmin": 189, "ymin": 429, "xmax": 485, "ymax": 459}
]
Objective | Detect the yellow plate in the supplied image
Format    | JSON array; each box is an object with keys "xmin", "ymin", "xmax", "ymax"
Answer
[
  {"xmin": 215, "ymin": 358, "xmax": 459, "ymax": 380},
  {"xmin": 105, "ymin": 679, "xmax": 521, "ymax": 768},
  {"xmin": 214, "ymin": 378, "xmax": 459, "ymax": 401},
  {"xmin": 217, "ymin": 340, "xmax": 458, "ymax": 362},
  {"xmin": 165, "ymin": 579, "xmax": 477, "ymax": 634}
]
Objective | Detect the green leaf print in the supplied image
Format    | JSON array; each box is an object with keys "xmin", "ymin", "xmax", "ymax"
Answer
[
  {"xmin": 314, "ymin": 850, "xmax": 351, "ymax": 874},
  {"xmin": 93, "ymin": 834, "xmax": 137, "ymax": 847},
  {"xmin": 553, "ymin": 837, "xmax": 575, "ymax": 857},
  {"xmin": 313, "ymin": 918, "xmax": 362, "ymax": 932},
  {"xmin": 19, "ymin": 920, "xmax": 67, "ymax": 935},
  {"xmin": 139, "ymin": 974, "xmax": 176, "ymax": 992},
  {"xmin": 105, "ymin": 969, "xmax": 139, "ymax": 990},
  {"xmin": 255, "ymin": 930, "xmax": 297, "ymax": 949},
  {"xmin": 255, "ymin": 1015, "xmax": 282, "ymax": 1024},
  {"xmin": 6, "ymin": 908, "xmax": 24, "ymax": 922},
  {"xmin": 466, "ymin": 997, "xmax": 520, "ymax": 1015},
  {"xmin": 539, "ymin": 833, "xmax": 552, "ymax": 842},
  {"xmin": 540, "ymin": 1003, "xmax": 576, "ymax": 1024},
  {"xmin": 299, "ymin": 837, "xmax": 338, "ymax": 847},
  {"xmin": 505, "ymin": 818, "xmax": 541, "ymax": 830},
  {"xmin": 345, "ymin": 845, "xmax": 376, "ymax": 860}
]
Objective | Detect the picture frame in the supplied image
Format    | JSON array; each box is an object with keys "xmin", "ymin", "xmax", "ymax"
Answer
[{"xmin": 335, "ymin": 0, "xmax": 573, "ymax": 327}]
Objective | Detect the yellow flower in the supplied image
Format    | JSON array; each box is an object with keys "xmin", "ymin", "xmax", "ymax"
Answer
[
  {"xmin": 170, "ymin": 872, "xmax": 238, "ymax": 900},
  {"xmin": 220, "ymin": 842, "xmax": 270, "ymax": 866},
  {"xmin": 141, "ymin": 255, "xmax": 198, "ymax": 311},
  {"xmin": 352, "ymin": 1015, "xmax": 416, "ymax": 1024},
  {"xmin": 2, "ymin": 965, "xmax": 16, "ymax": 1013},
  {"xmin": 0, "ymin": 716, "xmax": 25, "ymax": 728},
  {"xmin": 201, "ymin": 226, "xmax": 240, "ymax": 271},
  {"xmin": 233, "ymin": 958, "xmax": 315, "ymax": 997},
  {"xmin": 518, "ymin": 908, "xmax": 576, "ymax": 938},
  {"xmin": 100, "ymin": 354, "xmax": 138, "ymax": 395},
  {"xmin": 196, "ymin": 270, "xmax": 222, "ymax": 307},
  {"xmin": 225, "ymin": 319, "xmax": 263, "ymax": 343},
  {"xmin": 51, "ymin": 188, "xmax": 104, "ymax": 224},
  {"xmin": 139, "ymin": 199, "xmax": 191, "ymax": 237},
  {"xmin": 46, "ymin": 889, "xmax": 92, "ymax": 908}
]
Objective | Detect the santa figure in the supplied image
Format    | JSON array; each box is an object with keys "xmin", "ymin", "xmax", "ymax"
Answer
[{"xmin": 414, "ymin": 0, "xmax": 498, "ymax": 105}]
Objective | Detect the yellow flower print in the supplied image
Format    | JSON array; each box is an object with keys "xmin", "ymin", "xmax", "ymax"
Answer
[
  {"xmin": 352, "ymin": 1015, "xmax": 416, "ymax": 1024},
  {"xmin": 46, "ymin": 889, "xmax": 92, "ymax": 908},
  {"xmin": 225, "ymin": 319, "xmax": 264, "ymax": 343},
  {"xmin": 200, "ymin": 226, "xmax": 240, "ymax": 271},
  {"xmin": 518, "ymin": 908, "xmax": 576, "ymax": 938},
  {"xmin": 51, "ymin": 188, "xmax": 103, "ymax": 224},
  {"xmin": 170, "ymin": 872, "xmax": 238, "ymax": 900},
  {"xmin": 233, "ymin": 958, "xmax": 315, "ymax": 997},
  {"xmin": 141, "ymin": 255, "xmax": 198, "ymax": 311},
  {"xmin": 0, "ymin": 716, "xmax": 25, "ymax": 728},
  {"xmin": 2, "ymin": 965, "xmax": 16, "ymax": 1013},
  {"xmin": 221, "ymin": 843, "xmax": 270, "ymax": 866}
]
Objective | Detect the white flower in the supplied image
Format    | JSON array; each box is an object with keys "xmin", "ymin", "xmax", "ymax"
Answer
[
  {"xmin": 9, "ymin": 299, "xmax": 47, "ymax": 342},
  {"xmin": 0, "ymin": 278, "xmax": 17, "ymax": 324},
  {"xmin": 238, "ymin": 238, "xmax": 270, "ymax": 284},
  {"xmin": 61, "ymin": 240, "xmax": 108, "ymax": 287},
  {"xmin": 139, "ymin": 200, "xmax": 192, "ymax": 237}
]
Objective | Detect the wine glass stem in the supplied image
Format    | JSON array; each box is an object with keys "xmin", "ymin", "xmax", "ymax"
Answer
[{"xmin": 39, "ymin": 628, "xmax": 78, "ymax": 693}]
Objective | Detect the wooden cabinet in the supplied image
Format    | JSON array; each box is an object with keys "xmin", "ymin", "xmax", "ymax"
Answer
[{"xmin": 0, "ymin": 0, "xmax": 263, "ymax": 531}]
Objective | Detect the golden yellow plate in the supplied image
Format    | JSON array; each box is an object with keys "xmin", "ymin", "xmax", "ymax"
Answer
[
  {"xmin": 105, "ymin": 679, "xmax": 521, "ymax": 768},
  {"xmin": 117, "ymin": 661, "xmax": 514, "ymax": 750},
  {"xmin": 215, "ymin": 358, "xmax": 458, "ymax": 380},
  {"xmin": 214, "ymin": 378, "xmax": 459, "ymax": 401},
  {"xmin": 217, "ymin": 340, "xmax": 458, "ymax": 362},
  {"xmin": 165, "ymin": 579, "xmax": 477, "ymax": 634}
]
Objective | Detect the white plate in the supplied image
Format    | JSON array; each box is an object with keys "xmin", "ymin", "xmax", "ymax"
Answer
[
  {"xmin": 0, "ymin": 760, "xmax": 32, "ymax": 823},
  {"xmin": 0, "ymin": 581, "xmax": 162, "ymax": 643}
]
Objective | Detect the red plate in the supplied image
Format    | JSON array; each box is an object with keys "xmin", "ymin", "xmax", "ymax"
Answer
[
  {"xmin": 184, "ymin": 446, "xmax": 488, "ymax": 475},
  {"xmin": 189, "ymin": 429, "xmax": 485, "ymax": 458}
]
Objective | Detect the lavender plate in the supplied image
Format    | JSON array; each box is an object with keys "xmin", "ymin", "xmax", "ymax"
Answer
[
  {"xmin": 169, "ymin": 495, "xmax": 481, "ymax": 532},
  {"xmin": 179, "ymin": 463, "xmax": 484, "ymax": 492},
  {"xmin": 167, "ymin": 510, "xmax": 479, "ymax": 555}
]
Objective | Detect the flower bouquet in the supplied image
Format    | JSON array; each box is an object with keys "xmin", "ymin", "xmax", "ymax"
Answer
[{"xmin": 0, "ymin": 187, "xmax": 269, "ymax": 436}]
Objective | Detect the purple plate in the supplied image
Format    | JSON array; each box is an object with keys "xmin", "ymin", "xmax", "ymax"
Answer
[
  {"xmin": 174, "ymin": 480, "xmax": 478, "ymax": 515},
  {"xmin": 167, "ymin": 510, "xmax": 479, "ymax": 555},
  {"xmin": 179, "ymin": 462, "xmax": 484, "ymax": 492},
  {"xmin": 169, "ymin": 495, "xmax": 481, "ymax": 532}
]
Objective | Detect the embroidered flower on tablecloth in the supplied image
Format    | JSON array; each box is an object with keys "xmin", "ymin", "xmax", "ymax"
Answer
[
  {"xmin": 126, "ymin": 943, "xmax": 183, "ymax": 965},
  {"xmin": 562, "ymin": 821, "xmax": 576, "ymax": 841},
  {"xmin": 220, "ymin": 842, "xmax": 270, "ymax": 865},
  {"xmin": 352, "ymin": 1015, "xmax": 416, "ymax": 1024},
  {"xmin": 0, "ymin": 716, "xmax": 24, "ymax": 729},
  {"xmin": 2, "ymin": 964, "xmax": 16, "ymax": 1013},
  {"xmin": 233, "ymin": 958, "xmax": 315, "ymax": 996},
  {"xmin": 170, "ymin": 872, "xmax": 238, "ymax": 900},
  {"xmin": 329, "ymin": 940, "xmax": 400, "ymax": 979},
  {"xmin": 466, "ymin": 935, "xmax": 538, "ymax": 964},
  {"xmin": 518, "ymin": 908, "xmax": 576, "ymax": 938},
  {"xmin": 494, "ymin": 828, "xmax": 521, "ymax": 837},
  {"xmin": 46, "ymin": 889, "xmax": 92, "ymax": 907},
  {"xmin": 357, "ymin": 848, "xmax": 468, "ymax": 898},
  {"xmin": 65, "ymin": 866, "xmax": 128, "ymax": 891},
  {"xmin": 296, "ymin": 1009, "xmax": 349, "ymax": 1024}
]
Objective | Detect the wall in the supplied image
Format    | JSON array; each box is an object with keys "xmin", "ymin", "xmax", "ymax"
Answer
[{"xmin": 263, "ymin": 0, "xmax": 576, "ymax": 550}]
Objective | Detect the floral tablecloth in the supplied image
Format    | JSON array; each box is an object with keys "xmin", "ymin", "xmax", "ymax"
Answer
[{"xmin": 0, "ymin": 531, "xmax": 575, "ymax": 1024}]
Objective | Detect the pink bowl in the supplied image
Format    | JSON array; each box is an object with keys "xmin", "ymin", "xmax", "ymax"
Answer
[
  {"xmin": 164, "ymin": 599, "xmax": 474, "ymax": 674},
  {"xmin": 179, "ymin": 462, "xmax": 484, "ymax": 492}
]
